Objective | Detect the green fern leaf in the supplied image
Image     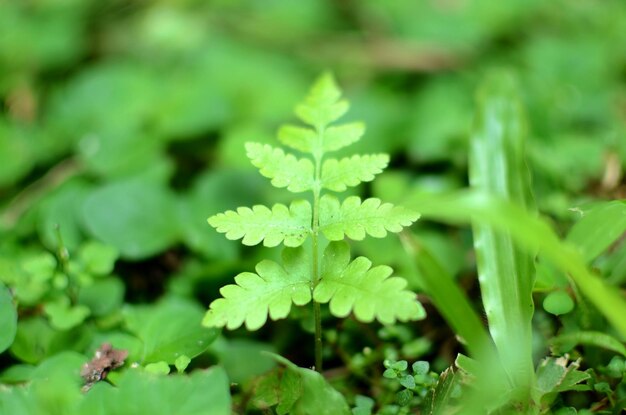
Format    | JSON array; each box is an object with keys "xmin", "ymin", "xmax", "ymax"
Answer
[
  {"xmin": 208, "ymin": 200, "xmax": 312, "ymax": 247},
  {"xmin": 321, "ymin": 154, "xmax": 389, "ymax": 192},
  {"xmin": 319, "ymin": 195, "xmax": 419, "ymax": 241},
  {"xmin": 322, "ymin": 122, "xmax": 365, "ymax": 153},
  {"xmin": 246, "ymin": 142, "xmax": 314, "ymax": 192},
  {"xmin": 203, "ymin": 247, "xmax": 312, "ymax": 330},
  {"xmin": 313, "ymin": 241, "xmax": 424, "ymax": 324},
  {"xmin": 295, "ymin": 73, "xmax": 349, "ymax": 128},
  {"xmin": 278, "ymin": 125, "xmax": 316, "ymax": 154}
]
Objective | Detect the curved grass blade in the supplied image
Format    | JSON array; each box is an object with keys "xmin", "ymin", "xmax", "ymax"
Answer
[
  {"xmin": 404, "ymin": 190, "xmax": 626, "ymax": 341},
  {"xmin": 469, "ymin": 72, "xmax": 536, "ymax": 401},
  {"xmin": 550, "ymin": 331, "xmax": 626, "ymax": 358}
]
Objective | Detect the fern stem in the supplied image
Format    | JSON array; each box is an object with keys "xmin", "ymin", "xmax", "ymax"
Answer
[
  {"xmin": 313, "ymin": 301, "xmax": 323, "ymax": 371},
  {"xmin": 311, "ymin": 128, "xmax": 324, "ymax": 372},
  {"xmin": 311, "ymin": 196, "xmax": 322, "ymax": 371}
]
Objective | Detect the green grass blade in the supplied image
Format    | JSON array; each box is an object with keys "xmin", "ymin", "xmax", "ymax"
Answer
[
  {"xmin": 404, "ymin": 190, "xmax": 626, "ymax": 341},
  {"xmin": 400, "ymin": 233, "xmax": 491, "ymax": 360},
  {"xmin": 566, "ymin": 200, "xmax": 626, "ymax": 263},
  {"xmin": 403, "ymin": 232, "xmax": 518, "ymax": 412},
  {"xmin": 469, "ymin": 72, "xmax": 536, "ymax": 397},
  {"xmin": 550, "ymin": 331, "xmax": 626, "ymax": 358}
]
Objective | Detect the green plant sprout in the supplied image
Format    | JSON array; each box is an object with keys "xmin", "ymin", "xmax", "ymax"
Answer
[{"xmin": 203, "ymin": 73, "xmax": 425, "ymax": 370}]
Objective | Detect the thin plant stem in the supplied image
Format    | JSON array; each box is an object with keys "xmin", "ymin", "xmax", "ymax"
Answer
[
  {"xmin": 310, "ymin": 127, "xmax": 324, "ymax": 372},
  {"xmin": 311, "ymin": 198, "xmax": 322, "ymax": 371},
  {"xmin": 54, "ymin": 224, "xmax": 77, "ymax": 305}
]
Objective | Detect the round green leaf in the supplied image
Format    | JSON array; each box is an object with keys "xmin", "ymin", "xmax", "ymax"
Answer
[
  {"xmin": 210, "ymin": 338, "xmax": 276, "ymax": 384},
  {"xmin": 37, "ymin": 179, "xmax": 92, "ymax": 252},
  {"xmin": 77, "ymin": 277, "xmax": 124, "ymax": 317},
  {"xmin": 78, "ymin": 241, "xmax": 119, "ymax": 276},
  {"xmin": 44, "ymin": 300, "xmax": 91, "ymax": 330},
  {"xmin": 79, "ymin": 366, "xmax": 231, "ymax": 415},
  {"xmin": 412, "ymin": 361, "xmax": 430, "ymax": 376},
  {"xmin": 399, "ymin": 374, "xmax": 416, "ymax": 389},
  {"xmin": 0, "ymin": 121, "xmax": 34, "ymax": 187},
  {"xmin": 145, "ymin": 361, "xmax": 170, "ymax": 375},
  {"xmin": 124, "ymin": 297, "xmax": 219, "ymax": 364},
  {"xmin": 174, "ymin": 355, "xmax": 191, "ymax": 373},
  {"xmin": 543, "ymin": 291, "xmax": 575, "ymax": 316},
  {"xmin": 82, "ymin": 177, "xmax": 179, "ymax": 260}
]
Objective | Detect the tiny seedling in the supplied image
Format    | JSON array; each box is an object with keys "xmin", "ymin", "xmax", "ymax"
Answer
[{"xmin": 203, "ymin": 73, "xmax": 425, "ymax": 370}]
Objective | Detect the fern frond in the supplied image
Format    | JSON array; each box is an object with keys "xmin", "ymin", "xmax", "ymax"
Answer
[
  {"xmin": 319, "ymin": 195, "xmax": 419, "ymax": 241},
  {"xmin": 321, "ymin": 154, "xmax": 389, "ymax": 192},
  {"xmin": 313, "ymin": 242, "xmax": 424, "ymax": 324},
  {"xmin": 208, "ymin": 200, "xmax": 312, "ymax": 247},
  {"xmin": 245, "ymin": 142, "xmax": 314, "ymax": 192},
  {"xmin": 278, "ymin": 125, "xmax": 316, "ymax": 154},
  {"xmin": 295, "ymin": 73, "xmax": 349, "ymax": 128},
  {"xmin": 203, "ymin": 247, "xmax": 312, "ymax": 330},
  {"xmin": 322, "ymin": 122, "xmax": 365, "ymax": 153}
]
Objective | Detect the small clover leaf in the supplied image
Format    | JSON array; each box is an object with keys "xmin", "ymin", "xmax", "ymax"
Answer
[
  {"xmin": 413, "ymin": 361, "xmax": 430, "ymax": 376},
  {"xmin": 174, "ymin": 355, "xmax": 191, "ymax": 373},
  {"xmin": 43, "ymin": 298, "xmax": 90, "ymax": 330}
]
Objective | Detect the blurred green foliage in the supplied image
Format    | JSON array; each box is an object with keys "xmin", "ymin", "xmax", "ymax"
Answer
[{"xmin": 1, "ymin": 0, "xmax": 625, "ymax": 413}]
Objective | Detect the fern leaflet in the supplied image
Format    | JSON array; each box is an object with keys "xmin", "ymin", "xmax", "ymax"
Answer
[
  {"xmin": 314, "ymin": 241, "xmax": 424, "ymax": 324},
  {"xmin": 246, "ymin": 142, "xmax": 314, "ymax": 192},
  {"xmin": 321, "ymin": 154, "xmax": 389, "ymax": 192},
  {"xmin": 295, "ymin": 73, "xmax": 348, "ymax": 128},
  {"xmin": 208, "ymin": 200, "xmax": 311, "ymax": 247},
  {"xmin": 278, "ymin": 125, "xmax": 316, "ymax": 154},
  {"xmin": 203, "ymin": 247, "xmax": 312, "ymax": 330},
  {"xmin": 322, "ymin": 122, "xmax": 365, "ymax": 153},
  {"xmin": 319, "ymin": 195, "xmax": 419, "ymax": 241}
]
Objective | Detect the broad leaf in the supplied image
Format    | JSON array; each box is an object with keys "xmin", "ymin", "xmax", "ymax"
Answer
[
  {"xmin": 322, "ymin": 122, "xmax": 365, "ymax": 153},
  {"xmin": 78, "ymin": 367, "xmax": 231, "ymax": 415},
  {"xmin": 269, "ymin": 353, "xmax": 351, "ymax": 415},
  {"xmin": 208, "ymin": 200, "xmax": 312, "ymax": 247},
  {"xmin": 211, "ymin": 338, "xmax": 277, "ymax": 384},
  {"xmin": 124, "ymin": 297, "xmax": 219, "ymax": 364},
  {"xmin": 294, "ymin": 73, "xmax": 348, "ymax": 128},
  {"xmin": 203, "ymin": 247, "xmax": 313, "ymax": 330},
  {"xmin": 313, "ymin": 241, "xmax": 424, "ymax": 324},
  {"xmin": 245, "ymin": 142, "xmax": 314, "ymax": 192},
  {"xmin": 82, "ymin": 176, "xmax": 179, "ymax": 260},
  {"xmin": 536, "ymin": 356, "xmax": 590, "ymax": 407},
  {"xmin": 78, "ymin": 277, "xmax": 125, "ymax": 317},
  {"xmin": 278, "ymin": 125, "xmax": 316, "ymax": 154},
  {"xmin": 319, "ymin": 195, "xmax": 419, "ymax": 241},
  {"xmin": 321, "ymin": 154, "xmax": 388, "ymax": 192}
]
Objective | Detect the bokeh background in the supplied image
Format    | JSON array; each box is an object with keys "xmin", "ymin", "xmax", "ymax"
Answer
[{"xmin": 1, "ymin": 0, "xmax": 626, "ymax": 398}]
